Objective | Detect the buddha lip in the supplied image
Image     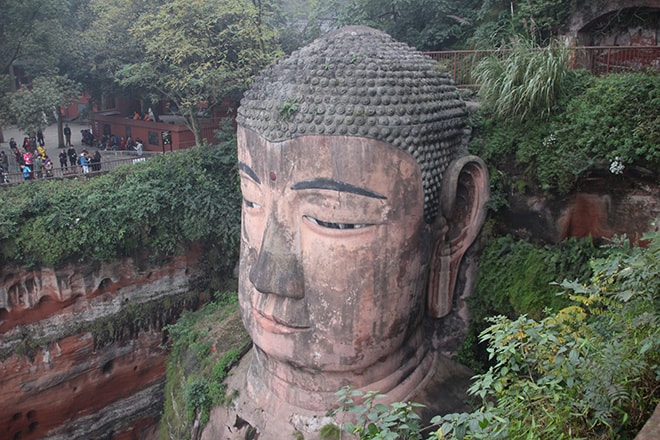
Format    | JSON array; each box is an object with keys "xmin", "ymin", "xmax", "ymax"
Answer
[{"xmin": 253, "ymin": 309, "xmax": 310, "ymax": 334}]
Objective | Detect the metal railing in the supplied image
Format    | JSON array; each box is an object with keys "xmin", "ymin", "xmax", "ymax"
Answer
[{"xmin": 424, "ymin": 46, "xmax": 660, "ymax": 87}]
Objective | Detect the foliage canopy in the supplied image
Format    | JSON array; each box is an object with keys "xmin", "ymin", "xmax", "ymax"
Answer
[
  {"xmin": 115, "ymin": 0, "xmax": 282, "ymax": 144},
  {"xmin": 0, "ymin": 138, "xmax": 241, "ymax": 270}
]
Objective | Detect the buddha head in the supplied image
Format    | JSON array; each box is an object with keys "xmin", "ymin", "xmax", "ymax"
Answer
[{"xmin": 235, "ymin": 26, "xmax": 488, "ymax": 408}]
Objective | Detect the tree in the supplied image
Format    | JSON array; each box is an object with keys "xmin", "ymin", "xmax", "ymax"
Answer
[
  {"xmin": 116, "ymin": 0, "xmax": 282, "ymax": 145},
  {"xmin": 306, "ymin": 0, "xmax": 481, "ymax": 51},
  {"xmin": 69, "ymin": 0, "xmax": 160, "ymax": 110},
  {"xmin": 469, "ymin": 0, "xmax": 576, "ymax": 48},
  {"xmin": 10, "ymin": 75, "xmax": 82, "ymax": 146},
  {"xmin": 0, "ymin": 0, "xmax": 72, "ymax": 141}
]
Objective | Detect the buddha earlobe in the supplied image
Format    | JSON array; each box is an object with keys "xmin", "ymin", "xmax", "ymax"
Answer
[{"xmin": 427, "ymin": 156, "xmax": 489, "ymax": 318}]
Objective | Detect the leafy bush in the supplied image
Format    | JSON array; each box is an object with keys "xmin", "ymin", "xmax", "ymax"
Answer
[
  {"xmin": 471, "ymin": 69, "xmax": 660, "ymax": 195},
  {"xmin": 328, "ymin": 387, "xmax": 425, "ymax": 440},
  {"xmin": 0, "ymin": 137, "xmax": 241, "ymax": 270},
  {"xmin": 437, "ymin": 227, "xmax": 660, "ymax": 440},
  {"xmin": 456, "ymin": 235, "xmax": 602, "ymax": 372},
  {"xmin": 161, "ymin": 292, "xmax": 251, "ymax": 439},
  {"xmin": 554, "ymin": 70, "xmax": 660, "ymax": 173}
]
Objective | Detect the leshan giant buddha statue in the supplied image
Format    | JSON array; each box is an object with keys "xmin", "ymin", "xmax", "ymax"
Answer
[{"xmin": 202, "ymin": 25, "xmax": 489, "ymax": 440}]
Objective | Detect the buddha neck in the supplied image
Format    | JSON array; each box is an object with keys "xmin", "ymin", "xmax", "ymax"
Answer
[{"xmin": 245, "ymin": 326, "xmax": 435, "ymax": 411}]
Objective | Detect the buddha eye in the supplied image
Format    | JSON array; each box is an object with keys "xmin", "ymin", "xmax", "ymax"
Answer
[
  {"xmin": 304, "ymin": 215, "xmax": 369, "ymax": 230},
  {"xmin": 243, "ymin": 198, "xmax": 261, "ymax": 209}
]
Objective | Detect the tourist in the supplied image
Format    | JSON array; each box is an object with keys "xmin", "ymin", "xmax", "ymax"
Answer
[
  {"xmin": 91, "ymin": 150, "xmax": 102, "ymax": 171},
  {"xmin": 37, "ymin": 144, "xmax": 47, "ymax": 160},
  {"xmin": 79, "ymin": 150, "xmax": 90, "ymax": 174},
  {"xmin": 67, "ymin": 145, "xmax": 78, "ymax": 169},
  {"xmin": 64, "ymin": 124, "xmax": 72, "ymax": 147},
  {"xmin": 43, "ymin": 158, "xmax": 54, "ymax": 178},
  {"xmin": 33, "ymin": 155, "xmax": 43, "ymax": 178},
  {"xmin": 21, "ymin": 164, "xmax": 31, "ymax": 181},
  {"xmin": 59, "ymin": 150, "xmax": 68, "ymax": 171},
  {"xmin": 22, "ymin": 150, "xmax": 34, "ymax": 179}
]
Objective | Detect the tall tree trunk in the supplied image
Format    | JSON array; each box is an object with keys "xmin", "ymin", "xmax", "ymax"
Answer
[
  {"xmin": 56, "ymin": 107, "xmax": 65, "ymax": 148},
  {"xmin": 185, "ymin": 107, "xmax": 203, "ymax": 147}
]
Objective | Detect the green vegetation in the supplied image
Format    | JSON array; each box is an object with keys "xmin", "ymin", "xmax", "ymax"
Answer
[
  {"xmin": 472, "ymin": 37, "xmax": 571, "ymax": 121},
  {"xmin": 278, "ymin": 97, "xmax": 300, "ymax": 121},
  {"xmin": 0, "ymin": 137, "xmax": 241, "ymax": 270},
  {"xmin": 327, "ymin": 387, "xmax": 425, "ymax": 440},
  {"xmin": 331, "ymin": 227, "xmax": 660, "ymax": 439},
  {"xmin": 435, "ymin": 228, "xmax": 660, "ymax": 439},
  {"xmin": 455, "ymin": 235, "xmax": 603, "ymax": 372},
  {"xmin": 160, "ymin": 291, "xmax": 251, "ymax": 440},
  {"xmin": 468, "ymin": 0, "xmax": 575, "ymax": 48},
  {"xmin": 470, "ymin": 69, "xmax": 660, "ymax": 195}
]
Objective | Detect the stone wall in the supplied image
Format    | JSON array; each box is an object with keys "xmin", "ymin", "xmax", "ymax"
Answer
[{"xmin": 567, "ymin": 0, "xmax": 660, "ymax": 45}]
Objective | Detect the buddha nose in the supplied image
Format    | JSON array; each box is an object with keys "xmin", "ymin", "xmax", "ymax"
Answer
[{"xmin": 248, "ymin": 217, "xmax": 304, "ymax": 299}]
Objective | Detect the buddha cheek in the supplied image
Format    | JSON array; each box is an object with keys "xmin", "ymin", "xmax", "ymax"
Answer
[{"xmin": 299, "ymin": 233, "xmax": 411, "ymax": 360}]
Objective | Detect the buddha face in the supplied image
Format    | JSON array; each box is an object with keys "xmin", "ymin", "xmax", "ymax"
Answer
[{"xmin": 238, "ymin": 126, "xmax": 434, "ymax": 373}]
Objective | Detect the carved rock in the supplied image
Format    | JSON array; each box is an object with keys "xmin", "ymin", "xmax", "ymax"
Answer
[{"xmin": 0, "ymin": 248, "xmax": 203, "ymax": 439}]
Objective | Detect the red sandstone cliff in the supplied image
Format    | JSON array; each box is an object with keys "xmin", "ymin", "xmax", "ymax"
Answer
[{"xmin": 0, "ymin": 247, "xmax": 204, "ymax": 440}]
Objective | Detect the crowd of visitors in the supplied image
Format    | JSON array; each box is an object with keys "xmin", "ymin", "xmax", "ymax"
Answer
[
  {"xmin": 95, "ymin": 133, "xmax": 143, "ymax": 153},
  {"xmin": 2, "ymin": 130, "xmax": 103, "ymax": 183}
]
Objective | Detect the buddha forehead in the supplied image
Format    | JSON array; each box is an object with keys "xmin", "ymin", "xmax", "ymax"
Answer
[{"xmin": 237, "ymin": 25, "xmax": 468, "ymax": 223}]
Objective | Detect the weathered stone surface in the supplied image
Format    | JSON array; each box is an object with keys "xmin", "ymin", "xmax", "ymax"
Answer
[
  {"xmin": 567, "ymin": 0, "xmax": 660, "ymax": 44},
  {"xmin": 1, "ymin": 331, "xmax": 165, "ymax": 440},
  {"xmin": 495, "ymin": 175, "xmax": 660, "ymax": 244},
  {"xmin": 0, "ymin": 247, "xmax": 204, "ymax": 440},
  {"xmin": 635, "ymin": 403, "xmax": 660, "ymax": 440}
]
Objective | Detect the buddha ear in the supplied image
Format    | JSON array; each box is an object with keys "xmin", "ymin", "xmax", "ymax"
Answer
[{"xmin": 427, "ymin": 155, "xmax": 489, "ymax": 318}]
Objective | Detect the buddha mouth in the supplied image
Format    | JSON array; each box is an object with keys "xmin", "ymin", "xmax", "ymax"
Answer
[{"xmin": 253, "ymin": 309, "xmax": 310, "ymax": 334}]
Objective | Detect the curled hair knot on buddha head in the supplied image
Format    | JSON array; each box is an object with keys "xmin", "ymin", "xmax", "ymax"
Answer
[{"xmin": 237, "ymin": 25, "xmax": 469, "ymax": 223}]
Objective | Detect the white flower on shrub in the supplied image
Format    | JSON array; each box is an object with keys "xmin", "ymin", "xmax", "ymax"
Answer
[
  {"xmin": 542, "ymin": 133, "xmax": 557, "ymax": 148},
  {"xmin": 609, "ymin": 157, "xmax": 625, "ymax": 175}
]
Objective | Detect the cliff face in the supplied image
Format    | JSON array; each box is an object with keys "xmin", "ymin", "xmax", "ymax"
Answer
[
  {"xmin": 494, "ymin": 174, "xmax": 660, "ymax": 245},
  {"xmin": 0, "ymin": 247, "xmax": 205, "ymax": 440},
  {"xmin": 1, "ymin": 177, "xmax": 657, "ymax": 440}
]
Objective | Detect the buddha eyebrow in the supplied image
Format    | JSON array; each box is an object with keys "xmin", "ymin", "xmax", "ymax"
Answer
[
  {"xmin": 291, "ymin": 178, "xmax": 387, "ymax": 199},
  {"xmin": 238, "ymin": 162, "xmax": 261, "ymax": 184}
]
